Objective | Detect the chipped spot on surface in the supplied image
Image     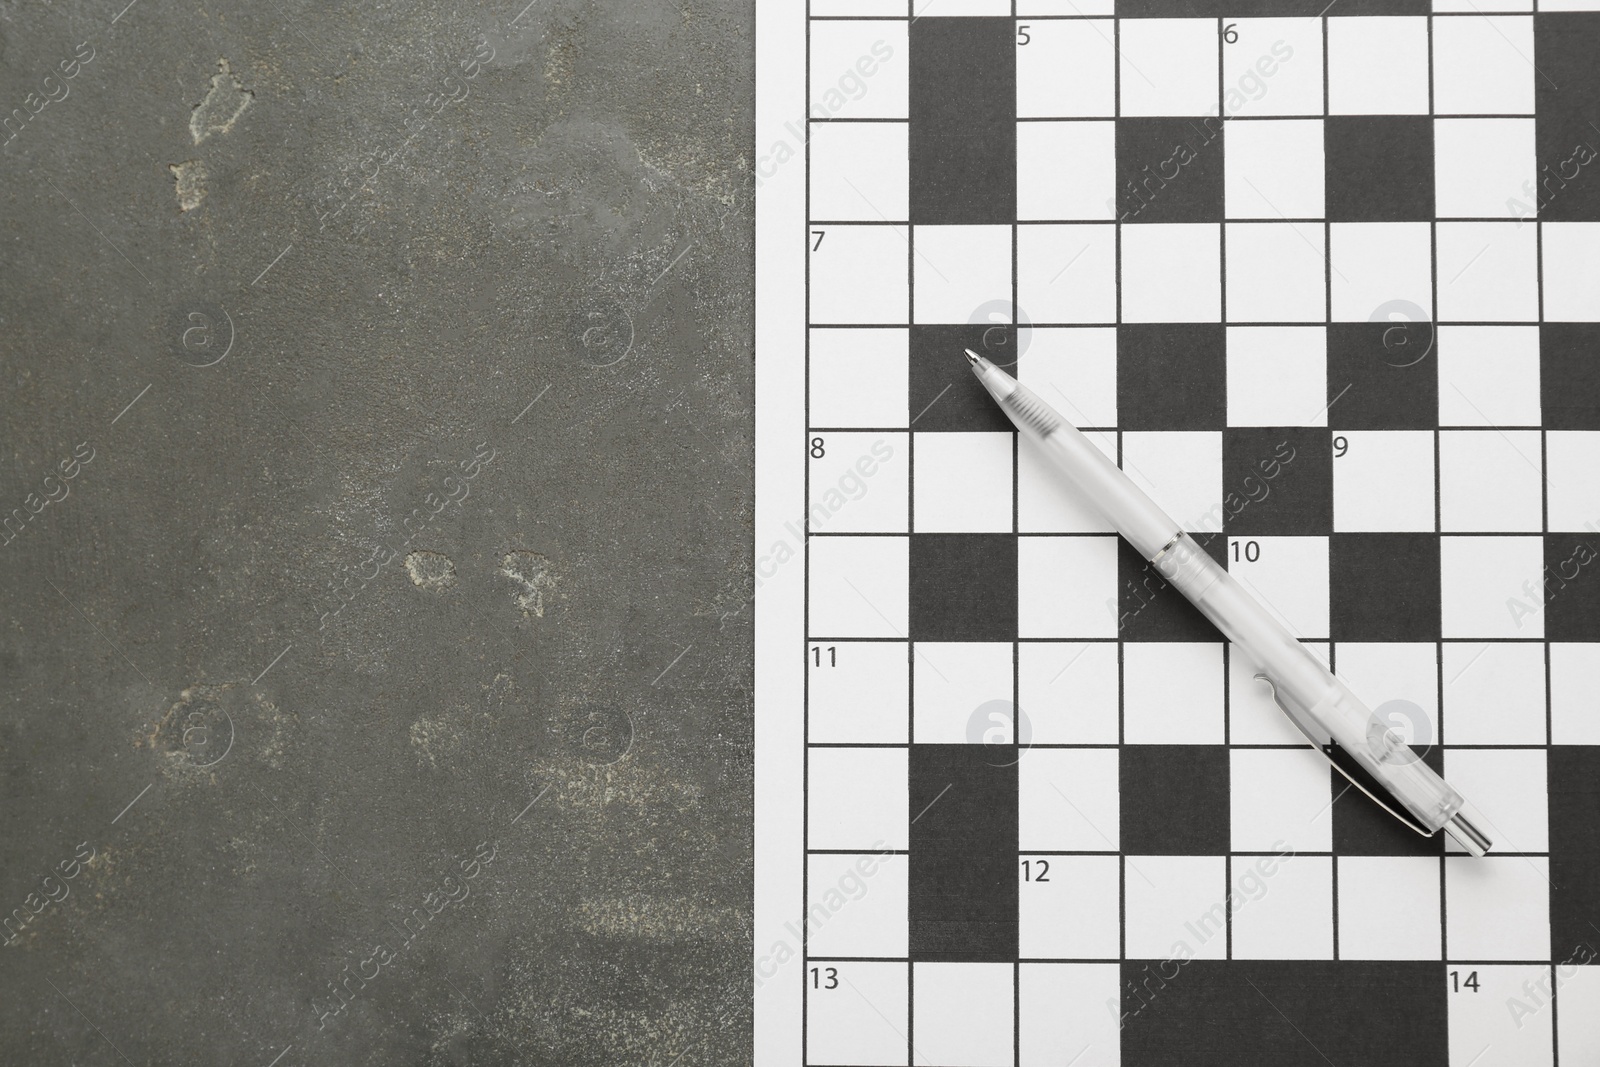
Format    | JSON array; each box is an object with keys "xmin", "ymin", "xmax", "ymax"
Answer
[
  {"xmin": 190, "ymin": 58, "xmax": 253, "ymax": 144},
  {"xmin": 404, "ymin": 550, "xmax": 456, "ymax": 590},
  {"xmin": 168, "ymin": 160, "xmax": 207, "ymax": 212},
  {"xmin": 499, "ymin": 550, "xmax": 555, "ymax": 617},
  {"xmin": 409, "ymin": 715, "xmax": 459, "ymax": 768},
  {"xmin": 573, "ymin": 894, "xmax": 746, "ymax": 943}
]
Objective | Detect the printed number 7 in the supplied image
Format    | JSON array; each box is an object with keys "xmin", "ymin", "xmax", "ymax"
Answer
[{"xmin": 811, "ymin": 230, "xmax": 825, "ymax": 251}]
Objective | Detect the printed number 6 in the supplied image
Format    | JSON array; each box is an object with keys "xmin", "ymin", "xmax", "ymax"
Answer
[{"xmin": 1222, "ymin": 22, "xmax": 1238, "ymax": 43}]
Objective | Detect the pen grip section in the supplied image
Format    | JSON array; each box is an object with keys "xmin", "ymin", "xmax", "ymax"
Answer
[{"xmin": 1152, "ymin": 534, "xmax": 1464, "ymax": 834}]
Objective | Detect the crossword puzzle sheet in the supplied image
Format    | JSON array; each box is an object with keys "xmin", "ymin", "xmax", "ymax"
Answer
[{"xmin": 754, "ymin": 2, "xmax": 1600, "ymax": 1064}]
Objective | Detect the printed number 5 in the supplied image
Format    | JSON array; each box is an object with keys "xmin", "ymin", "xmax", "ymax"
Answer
[{"xmin": 1017, "ymin": 25, "xmax": 1031, "ymax": 45}]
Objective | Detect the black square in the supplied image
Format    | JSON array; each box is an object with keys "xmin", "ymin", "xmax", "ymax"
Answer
[
  {"xmin": 1118, "ymin": 534, "xmax": 1229, "ymax": 641},
  {"xmin": 910, "ymin": 325, "xmax": 1018, "ymax": 432},
  {"xmin": 1325, "ymin": 117, "xmax": 1433, "ymax": 222},
  {"xmin": 1117, "ymin": 118, "xmax": 1225, "ymax": 224},
  {"xmin": 1544, "ymin": 534, "xmax": 1600, "ymax": 640},
  {"xmin": 1120, "ymin": 745, "xmax": 1230, "ymax": 854},
  {"xmin": 1329, "ymin": 534, "xmax": 1441, "ymax": 642},
  {"xmin": 1537, "ymin": 14, "xmax": 1600, "ymax": 222},
  {"xmin": 1327, "ymin": 324, "xmax": 1439, "ymax": 430},
  {"xmin": 1121, "ymin": 962, "xmax": 1447, "ymax": 1067},
  {"xmin": 909, "ymin": 744, "xmax": 1018, "ymax": 962},
  {"xmin": 1541, "ymin": 325, "xmax": 1600, "ymax": 430},
  {"xmin": 1222, "ymin": 429, "xmax": 1331, "ymax": 536},
  {"xmin": 1331, "ymin": 744, "xmax": 1445, "ymax": 856},
  {"xmin": 1117, "ymin": 325, "xmax": 1226, "ymax": 430},
  {"xmin": 1548, "ymin": 746, "xmax": 1600, "ymax": 961},
  {"xmin": 910, "ymin": 534, "xmax": 1017, "ymax": 641},
  {"xmin": 909, "ymin": 17, "xmax": 1016, "ymax": 225}
]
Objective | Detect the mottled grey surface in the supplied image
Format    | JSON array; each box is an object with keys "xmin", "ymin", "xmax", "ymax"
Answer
[{"xmin": 0, "ymin": 1, "xmax": 754, "ymax": 1063}]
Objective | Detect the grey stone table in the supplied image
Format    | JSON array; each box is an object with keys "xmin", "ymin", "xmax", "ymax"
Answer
[{"xmin": 0, "ymin": 2, "xmax": 753, "ymax": 1064}]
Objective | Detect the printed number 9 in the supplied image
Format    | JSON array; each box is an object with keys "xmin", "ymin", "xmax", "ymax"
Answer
[
  {"xmin": 810, "ymin": 437, "xmax": 825, "ymax": 458},
  {"xmin": 1333, "ymin": 435, "xmax": 1348, "ymax": 458}
]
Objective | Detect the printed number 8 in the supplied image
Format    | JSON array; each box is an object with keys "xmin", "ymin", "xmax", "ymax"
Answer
[{"xmin": 810, "ymin": 437, "xmax": 825, "ymax": 458}]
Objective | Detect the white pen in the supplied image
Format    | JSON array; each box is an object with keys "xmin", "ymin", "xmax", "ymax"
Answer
[{"xmin": 965, "ymin": 348, "xmax": 1492, "ymax": 856}]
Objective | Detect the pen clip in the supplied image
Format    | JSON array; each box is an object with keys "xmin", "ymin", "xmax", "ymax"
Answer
[{"xmin": 1251, "ymin": 673, "xmax": 1433, "ymax": 839}]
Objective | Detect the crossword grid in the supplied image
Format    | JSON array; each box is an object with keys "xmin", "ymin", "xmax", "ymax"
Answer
[{"xmin": 797, "ymin": 2, "xmax": 1600, "ymax": 1066}]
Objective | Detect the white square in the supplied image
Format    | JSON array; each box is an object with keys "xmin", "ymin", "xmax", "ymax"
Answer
[
  {"xmin": 1231, "ymin": 748, "xmax": 1334, "ymax": 852},
  {"xmin": 1335, "ymin": 643, "xmax": 1440, "ymax": 743},
  {"xmin": 1228, "ymin": 536, "xmax": 1330, "ymax": 639},
  {"xmin": 1442, "ymin": 642, "xmax": 1547, "ymax": 745},
  {"xmin": 1559, "ymin": 966, "xmax": 1600, "ymax": 1066},
  {"xmin": 1018, "ymin": 224, "xmax": 1116, "ymax": 324},
  {"xmin": 1121, "ymin": 224, "xmax": 1221, "ymax": 323},
  {"xmin": 1442, "ymin": 536, "xmax": 1545, "ymax": 639},
  {"xmin": 1337, "ymin": 856, "xmax": 1442, "ymax": 960},
  {"xmin": 1542, "ymin": 222, "xmax": 1600, "ymax": 322},
  {"xmin": 1449, "ymin": 965, "xmax": 1554, "ymax": 1067},
  {"xmin": 1018, "ymin": 536, "xmax": 1120, "ymax": 638},
  {"xmin": 1225, "ymin": 120, "xmax": 1325, "ymax": 219},
  {"xmin": 812, "ymin": 226, "xmax": 909, "ymax": 325},
  {"xmin": 1549, "ymin": 432, "xmax": 1600, "ymax": 530},
  {"xmin": 1124, "ymin": 855, "xmax": 1228, "ymax": 960},
  {"xmin": 1123, "ymin": 641, "xmax": 1224, "ymax": 744},
  {"xmin": 1435, "ymin": 119, "xmax": 1535, "ymax": 219},
  {"xmin": 1437, "ymin": 326, "xmax": 1540, "ymax": 428},
  {"xmin": 810, "ymin": 536, "xmax": 908, "ymax": 638},
  {"xmin": 808, "ymin": 747, "xmax": 908, "ymax": 851},
  {"xmin": 811, "ymin": 123, "xmax": 907, "ymax": 222},
  {"xmin": 912, "ymin": 0, "xmax": 1009, "ymax": 12},
  {"xmin": 912, "ymin": 431, "xmax": 1013, "ymax": 534},
  {"xmin": 1438, "ymin": 222, "xmax": 1538, "ymax": 323},
  {"xmin": 1019, "ymin": 642, "xmax": 1120, "ymax": 745},
  {"xmin": 805, "ymin": 960, "xmax": 907, "ymax": 1067},
  {"xmin": 1122, "ymin": 431, "xmax": 1222, "ymax": 534},
  {"xmin": 813, "ymin": 0, "xmax": 903, "ymax": 12},
  {"xmin": 1226, "ymin": 222, "xmax": 1326, "ymax": 323},
  {"xmin": 1330, "ymin": 223, "xmax": 1432, "ymax": 323},
  {"xmin": 1019, "ymin": 748, "xmax": 1120, "ymax": 852},
  {"xmin": 809, "ymin": 21, "xmax": 908, "ymax": 121},
  {"xmin": 811, "ymin": 328, "xmax": 909, "ymax": 428},
  {"xmin": 807, "ymin": 853, "xmax": 908, "ymax": 959},
  {"xmin": 1020, "ymin": 430, "xmax": 1119, "ymax": 533},
  {"xmin": 1230, "ymin": 854, "xmax": 1333, "ymax": 960},
  {"xmin": 1446, "ymin": 857, "xmax": 1551, "ymax": 960},
  {"xmin": 1328, "ymin": 17, "xmax": 1430, "ymax": 115},
  {"xmin": 1221, "ymin": 19, "xmax": 1324, "ymax": 118},
  {"xmin": 914, "ymin": 225, "xmax": 1012, "ymax": 325},
  {"xmin": 913, "ymin": 641, "xmax": 1014, "ymax": 744},
  {"xmin": 1019, "ymin": 964, "xmax": 1121, "ymax": 1067},
  {"xmin": 1019, "ymin": 327, "xmax": 1117, "ymax": 428},
  {"xmin": 1020, "ymin": 854, "xmax": 1120, "ymax": 959},
  {"xmin": 1444, "ymin": 748, "xmax": 1548, "ymax": 853},
  {"xmin": 1118, "ymin": 19, "xmax": 1220, "ymax": 117},
  {"xmin": 810, "ymin": 432, "xmax": 909, "ymax": 533},
  {"xmin": 1551, "ymin": 644, "xmax": 1600, "ymax": 744},
  {"xmin": 1227, "ymin": 327, "xmax": 1327, "ymax": 426},
  {"xmin": 1440, "ymin": 430, "xmax": 1543, "ymax": 533},
  {"xmin": 1018, "ymin": 122, "xmax": 1116, "ymax": 220},
  {"xmin": 1332, "ymin": 430, "xmax": 1436, "ymax": 533},
  {"xmin": 1230, "ymin": 641, "xmax": 1331, "ymax": 744},
  {"xmin": 1433, "ymin": 15, "xmax": 1535, "ymax": 115},
  {"xmin": 913, "ymin": 963, "xmax": 1013, "ymax": 1067},
  {"xmin": 1016, "ymin": 20, "xmax": 1116, "ymax": 118},
  {"xmin": 810, "ymin": 641, "xmax": 910, "ymax": 745}
]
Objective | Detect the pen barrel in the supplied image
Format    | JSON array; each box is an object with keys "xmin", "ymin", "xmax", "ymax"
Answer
[{"xmin": 1156, "ymin": 534, "xmax": 1464, "ymax": 834}]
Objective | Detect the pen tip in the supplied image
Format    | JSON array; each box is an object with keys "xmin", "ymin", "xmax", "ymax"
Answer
[{"xmin": 963, "ymin": 348, "xmax": 981, "ymax": 366}]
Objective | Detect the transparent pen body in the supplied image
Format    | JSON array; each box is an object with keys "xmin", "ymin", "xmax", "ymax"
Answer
[{"xmin": 991, "ymin": 374, "xmax": 1466, "ymax": 834}]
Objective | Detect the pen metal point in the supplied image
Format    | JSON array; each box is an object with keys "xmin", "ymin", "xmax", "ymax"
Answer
[{"xmin": 963, "ymin": 348, "xmax": 981, "ymax": 366}]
